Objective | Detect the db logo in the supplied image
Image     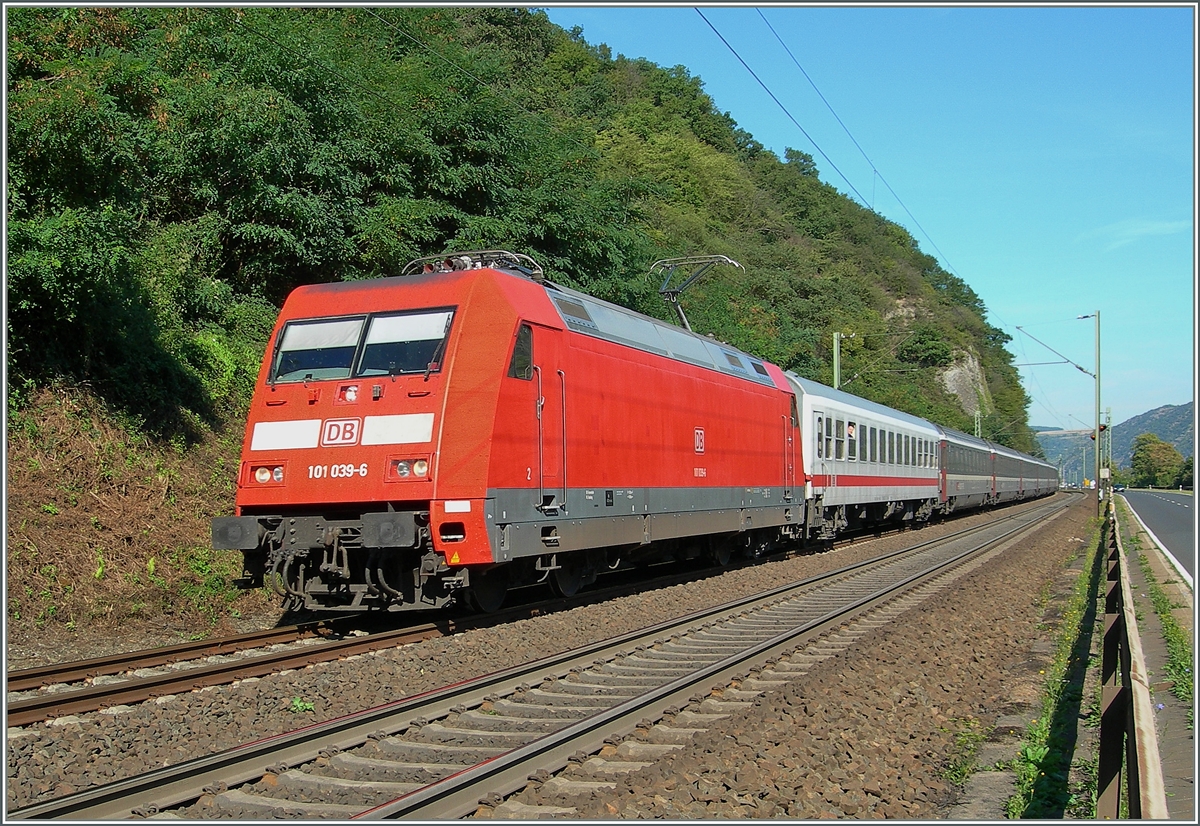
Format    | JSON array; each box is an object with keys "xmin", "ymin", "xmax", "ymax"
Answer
[
  {"xmin": 694, "ymin": 427, "xmax": 705, "ymax": 454},
  {"xmin": 321, "ymin": 418, "xmax": 361, "ymax": 446}
]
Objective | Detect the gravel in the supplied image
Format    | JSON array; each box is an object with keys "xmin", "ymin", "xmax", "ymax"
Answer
[{"xmin": 5, "ymin": 494, "xmax": 1091, "ymax": 817}]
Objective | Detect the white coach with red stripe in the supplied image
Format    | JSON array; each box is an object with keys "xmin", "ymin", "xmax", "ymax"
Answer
[{"xmin": 785, "ymin": 372, "xmax": 942, "ymax": 510}]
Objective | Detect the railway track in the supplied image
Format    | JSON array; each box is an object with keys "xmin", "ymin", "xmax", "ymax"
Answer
[
  {"xmin": 6, "ymin": 514, "xmax": 946, "ymax": 728},
  {"xmin": 9, "ymin": 495, "xmax": 1069, "ymax": 820}
]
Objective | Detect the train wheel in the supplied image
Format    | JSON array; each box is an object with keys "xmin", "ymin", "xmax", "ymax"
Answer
[
  {"xmin": 467, "ymin": 566, "xmax": 508, "ymax": 613},
  {"xmin": 710, "ymin": 542, "xmax": 732, "ymax": 567},
  {"xmin": 550, "ymin": 557, "xmax": 584, "ymax": 597}
]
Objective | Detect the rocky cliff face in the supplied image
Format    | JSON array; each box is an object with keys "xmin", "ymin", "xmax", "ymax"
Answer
[{"xmin": 940, "ymin": 349, "xmax": 992, "ymax": 418}]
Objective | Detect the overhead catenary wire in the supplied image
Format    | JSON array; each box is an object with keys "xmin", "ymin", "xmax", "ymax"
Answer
[
  {"xmin": 694, "ymin": 8, "xmax": 870, "ymax": 209},
  {"xmin": 755, "ymin": 9, "xmax": 964, "ymax": 282}
]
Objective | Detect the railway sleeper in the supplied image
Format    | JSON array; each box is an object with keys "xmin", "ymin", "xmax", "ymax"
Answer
[
  {"xmin": 373, "ymin": 737, "xmax": 506, "ymax": 764},
  {"xmin": 575, "ymin": 670, "xmax": 674, "ymax": 688},
  {"xmin": 206, "ymin": 787, "xmax": 363, "ymax": 819},
  {"xmin": 548, "ymin": 679, "xmax": 646, "ymax": 697},
  {"xmin": 450, "ymin": 709, "xmax": 570, "ymax": 734},
  {"xmin": 491, "ymin": 800, "xmax": 579, "ymax": 819},
  {"xmin": 520, "ymin": 687, "xmax": 622, "ymax": 707},
  {"xmin": 271, "ymin": 768, "xmax": 423, "ymax": 800},
  {"xmin": 538, "ymin": 776, "xmax": 618, "ymax": 797},
  {"xmin": 489, "ymin": 697, "xmax": 596, "ymax": 720},
  {"xmin": 323, "ymin": 751, "xmax": 463, "ymax": 784},
  {"xmin": 407, "ymin": 721, "xmax": 542, "ymax": 749}
]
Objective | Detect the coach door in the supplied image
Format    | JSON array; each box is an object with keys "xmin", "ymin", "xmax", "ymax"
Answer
[
  {"xmin": 813, "ymin": 410, "xmax": 828, "ymax": 488},
  {"xmin": 938, "ymin": 439, "xmax": 948, "ymax": 502}
]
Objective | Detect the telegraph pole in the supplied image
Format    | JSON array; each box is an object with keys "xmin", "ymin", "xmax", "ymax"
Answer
[{"xmin": 1078, "ymin": 312, "xmax": 1101, "ymax": 515}]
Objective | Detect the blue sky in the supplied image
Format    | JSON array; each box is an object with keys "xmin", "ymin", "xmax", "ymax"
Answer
[{"xmin": 541, "ymin": 4, "xmax": 1196, "ymax": 433}]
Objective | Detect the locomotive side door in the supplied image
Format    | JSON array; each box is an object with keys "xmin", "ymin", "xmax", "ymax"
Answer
[
  {"xmin": 532, "ymin": 326, "xmax": 566, "ymax": 514},
  {"xmin": 783, "ymin": 395, "xmax": 798, "ymax": 501},
  {"xmin": 498, "ymin": 321, "xmax": 564, "ymax": 515}
]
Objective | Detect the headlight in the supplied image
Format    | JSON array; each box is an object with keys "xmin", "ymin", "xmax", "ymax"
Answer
[
  {"xmin": 387, "ymin": 457, "xmax": 429, "ymax": 481},
  {"xmin": 252, "ymin": 466, "xmax": 283, "ymax": 484}
]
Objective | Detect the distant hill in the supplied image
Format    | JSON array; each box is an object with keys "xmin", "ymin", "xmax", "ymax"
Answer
[
  {"xmin": 1110, "ymin": 402, "xmax": 1194, "ymax": 466},
  {"xmin": 1034, "ymin": 401, "xmax": 1194, "ymax": 483}
]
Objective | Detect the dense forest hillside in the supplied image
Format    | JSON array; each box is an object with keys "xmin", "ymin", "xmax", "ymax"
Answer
[{"xmin": 5, "ymin": 7, "xmax": 1040, "ymax": 641}]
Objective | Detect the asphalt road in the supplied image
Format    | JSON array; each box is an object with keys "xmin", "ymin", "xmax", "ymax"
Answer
[{"xmin": 1119, "ymin": 489, "xmax": 1195, "ymax": 578}]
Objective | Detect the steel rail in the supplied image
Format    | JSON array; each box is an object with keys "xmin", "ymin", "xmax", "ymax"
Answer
[
  {"xmin": 8, "ymin": 496, "xmax": 1068, "ymax": 821},
  {"xmin": 8, "ymin": 492, "xmax": 1050, "ymax": 693},
  {"xmin": 6, "ymin": 503, "xmax": 1034, "ymax": 726},
  {"xmin": 5, "ymin": 561, "xmax": 792, "ymax": 727},
  {"xmin": 365, "ymin": 497, "xmax": 1072, "ymax": 819},
  {"xmin": 6, "ymin": 619, "xmax": 346, "ymax": 693}
]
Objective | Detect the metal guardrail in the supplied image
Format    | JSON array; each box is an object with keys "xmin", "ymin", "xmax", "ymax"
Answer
[{"xmin": 1097, "ymin": 503, "xmax": 1170, "ymax": 819}]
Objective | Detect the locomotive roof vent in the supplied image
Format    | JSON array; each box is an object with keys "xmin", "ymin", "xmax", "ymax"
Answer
[{"xmin": 402, "ymin": 250, "xmax": 544, "ymax": 282}]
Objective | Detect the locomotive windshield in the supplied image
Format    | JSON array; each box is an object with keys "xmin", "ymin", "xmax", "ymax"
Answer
[
  {"xmin": 273, "ymin": 317, "xmax": 365, "ymax": 382},
  {"xmin": 357, "ymin": 310, "xmax": 453, "ymax": 376},
  {"xmin": 271, "ymin": 310, "xmax": 455, "ymax": 383}
]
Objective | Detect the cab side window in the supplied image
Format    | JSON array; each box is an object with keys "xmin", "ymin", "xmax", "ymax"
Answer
[{"xmin": 507, "ymin": 323, "xmax": 533, "ymax": 380}]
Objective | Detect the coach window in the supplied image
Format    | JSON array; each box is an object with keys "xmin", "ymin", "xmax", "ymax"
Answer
[
  {"xmin": 869, "ymin": 427, "xmax": 877, "ymax": 462},
  {"xmin": 507, "ymin": 323, "xmax": 533, "ymax": 380},
  {"xmin": 847, "ymin": 422, "xmax": 857, "ymax": 460},
  {"xmin": 825, "ymin": 419, "xmax": 833, "ymax": 461},
  {"xmin": 887, "ymin": 431, "xmax": 894, "ymax": 464},
  {"xmin": 816, "ymin": 416, "xmax": 823, "ymax": 459},
  {"xmin": 902, "ymin": 435, "xmax": 909, "ymax": 466},
  {"xmin": 834, "ymin": 419, "xmax": 845, "ymax": 460}
]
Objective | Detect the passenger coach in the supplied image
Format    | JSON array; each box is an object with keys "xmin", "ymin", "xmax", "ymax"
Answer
[{"xmin": 785, "ymin": 375, "xmax": 941, "ymax": 537}]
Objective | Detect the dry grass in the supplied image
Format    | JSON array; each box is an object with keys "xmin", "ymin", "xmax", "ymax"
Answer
[{"xmin": 6, "ymin": 384, "xmax": 279, "ymax": 654}]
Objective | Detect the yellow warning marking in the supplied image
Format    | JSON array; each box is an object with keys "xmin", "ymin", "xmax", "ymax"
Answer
[{"xmin": 450, "ymin": 553, "xmax": 460, "ymax": 564}]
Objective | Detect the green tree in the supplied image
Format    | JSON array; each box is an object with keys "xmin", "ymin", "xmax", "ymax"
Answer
[
  {"xmin": 1129, "ymin": 433, "xmax": 1185, "ymax": 488},
  {"xmin": 5, "ymin": 4, "xmax": 1042, "ymax": 452},
  {"xmin": 1172, "ymin": 456, "xmax": 1193, "ymax": 489}
]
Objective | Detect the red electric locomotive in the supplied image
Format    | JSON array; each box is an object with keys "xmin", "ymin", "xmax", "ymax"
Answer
[{"xmin": 214, "ymin": 251, "xmax": 806, "ymax": 612}]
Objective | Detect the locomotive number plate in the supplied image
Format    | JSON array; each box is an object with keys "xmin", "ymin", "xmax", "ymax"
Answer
[{"xmin": 308, "ymin": 463, "xmax": 369, "ymax": 479}]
